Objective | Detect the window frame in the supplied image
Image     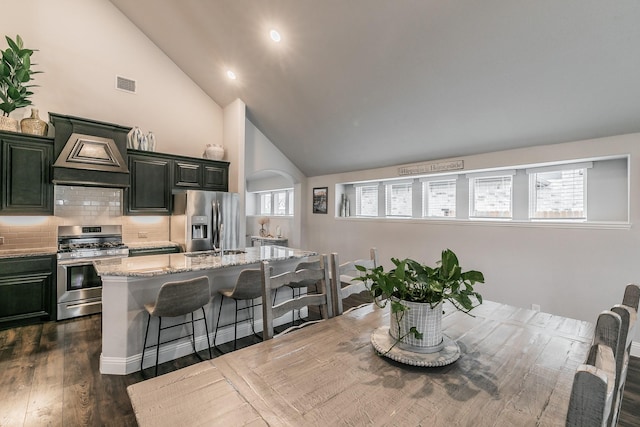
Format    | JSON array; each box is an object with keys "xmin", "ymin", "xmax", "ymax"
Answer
[
  {"xmin": 468, "ymin": 172, "xmax": 514, "ymax": 219},
  {"xmin": 422, "ymin": 178, "xmax": 457, "ymax": 218},
  {"xmin": 384, "ymin": 181, "xmax": 413, "ymax": 217},
  {"xmin": 255, "ymin": 188, "xmax": 294, "ymax": 216},
  {"xmin": 527, "ymin": 163, "xmax": 590, "ymax": 221},
  {"xmin": 355, "ymin": 184, "xmax": 379, "ymax": 217}
]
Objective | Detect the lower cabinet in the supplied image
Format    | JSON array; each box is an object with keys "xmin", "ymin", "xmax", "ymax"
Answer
[{"xmin": 0, "ymin": 255, "xmax": 56, "ymax": 329}]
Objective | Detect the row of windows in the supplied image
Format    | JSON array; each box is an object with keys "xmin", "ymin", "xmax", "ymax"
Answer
[
  {"xmin": 254, "ymin": 189, "xmax": 294, "ymax": 216},
  {"xmin": 354, "ymin": 166, "xmax": 587, "ymax": 220}
]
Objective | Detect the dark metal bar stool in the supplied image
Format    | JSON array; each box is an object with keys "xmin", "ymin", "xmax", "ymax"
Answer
[
  {"xmin": 141, "ymin": 276, "xmax": 212, "ymax": 377},
  {"xmin": 213, "ymin": 269, "xmax": 263, "ymax": 352}
]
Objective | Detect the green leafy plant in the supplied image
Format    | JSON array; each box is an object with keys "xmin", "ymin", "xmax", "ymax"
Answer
[
  {"xmin": 355, "ymin": 249, "xmax": 485, "ymax": 343},
  {"xmin": 0, "ymin": 35, "xmax": 40, "ymax": 117}
]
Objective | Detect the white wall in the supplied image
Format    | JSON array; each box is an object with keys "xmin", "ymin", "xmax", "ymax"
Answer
[
  {"xmin": 245, "ymin": 119, "xmax": 306, "ymax": 247},
  {"xmin": 306, "ymin": 133, "xmax": 640, "ymax": 345},
  {"xmin": 2, "ymin": 0, "xmax": 223, "ymax": 158}
]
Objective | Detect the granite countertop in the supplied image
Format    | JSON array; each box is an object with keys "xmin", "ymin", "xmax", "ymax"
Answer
[
  {"xmin": 0, "ymin": 247, "xmax": 58, "ymax": 259},
  {"xmin": 94, "ymin": 245, "xmax": 316, "ymax": 277},
  {"xmin": 126, "ymin": 241, "xmax": 182, "ymax": 250}
]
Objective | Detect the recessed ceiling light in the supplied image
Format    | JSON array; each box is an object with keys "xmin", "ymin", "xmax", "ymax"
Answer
[
  {"xmin": 269, "ymin": 29, "xmax": 281, "ymax": 43},
  {"xmin": 226, "ymin": 70, "xmax": 237, "ymax": 80}
]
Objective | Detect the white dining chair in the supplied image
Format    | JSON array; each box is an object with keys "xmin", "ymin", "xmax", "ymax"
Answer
[
  {"xmin": 330, "ymin": 248, "xmax": 378, "ymax": 315},
  {"xmin": 261, "ymin": 254, "xmax": 333, "ymax": 340}
]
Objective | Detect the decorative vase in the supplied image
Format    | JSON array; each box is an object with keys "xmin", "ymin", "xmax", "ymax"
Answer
[
  {"xmin": 20, "ymin": 108, "xmax": 48, "ymax": 136},
  {"xmin": 127, "ymin": 126, "xmax": 142, "ymax": 149},
  {"xmin": 389, "ymin": 299, "xmax": 443, "ymax": 353},
  {"xmin": 146, "ymin": 131, "xmax": 156, "ymax": 152},
  {"xmin": 138, "ymin": 133, "xmax": 148, "ymax": 151},
  {"xmin": 0, "ymin": 115, "xmax": 19, "ymax": 133},
  {"xmin": 203, "ymin": 144, "xmax": 224, "ymax": 160}
]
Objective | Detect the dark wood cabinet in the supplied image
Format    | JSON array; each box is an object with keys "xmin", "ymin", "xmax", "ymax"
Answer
[
  {"xmin": 126, "ymin": 153, "xmax": 172, "ymax": 215},
  {"xmin": 0, "ymin": 131, "xmax": 54, "ymax": 215},
  {"xmin": 202, "ymin": 163, "xmax": 228, "ymax": 190},
  {"xmin": 174, "ymin": 157, "xmax": 228, "ymax": 191},
  {"xmin": 125, "ymin": 149, "xmax": 229, "ymax": 214},
  {"xmin": 174, "ymin": 160, "xmax": 202, "ymax": 189},
  {"xmin": 0, "ymin": 255, "xmax": 56, "ymax": 329}
]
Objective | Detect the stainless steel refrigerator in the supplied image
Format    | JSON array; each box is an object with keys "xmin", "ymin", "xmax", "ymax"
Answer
[{"xmin": 170, "ymin": 190, "xmax": 241, "ymax": 252}]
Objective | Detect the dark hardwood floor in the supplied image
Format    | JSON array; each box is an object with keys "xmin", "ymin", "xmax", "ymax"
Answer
[{"xmin": 1, "ymin": 296, "xmax": 640, "ymax": 426}]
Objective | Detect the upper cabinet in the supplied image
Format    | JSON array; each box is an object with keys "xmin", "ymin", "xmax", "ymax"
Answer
[
  {"xmin": 0, "ymin": 131, "xmax": 54, "ymax": 215},
  {"xmin": 125, "ymin": 149, "xmax": 229, "ymax": 215},
  {"xmin": 126, "ymin": 152, "xmax": 172, "ymax": 215}
]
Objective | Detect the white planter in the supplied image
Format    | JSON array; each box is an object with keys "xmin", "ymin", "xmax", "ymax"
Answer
[
  {"xmin": 389, "ymin": 299, "xmax": 443, "ymax": 354},
  {"xmin": 203, "ymin": 144, "xmax": 224, "ymax": 160}
]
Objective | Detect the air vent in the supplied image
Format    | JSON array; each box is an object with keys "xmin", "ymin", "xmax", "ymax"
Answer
[{"xmin": 116, "ymin": 75, "xmax": 136, "ymax": 93}]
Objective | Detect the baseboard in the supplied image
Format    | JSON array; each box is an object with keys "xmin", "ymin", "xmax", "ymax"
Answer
[
  {"xmin": 100, "ymin": 309, "xmax": 307, "ymax": 375},
  {"xmin": 631, "ymin": 341, "xmax": 640, "ymax": 358}
]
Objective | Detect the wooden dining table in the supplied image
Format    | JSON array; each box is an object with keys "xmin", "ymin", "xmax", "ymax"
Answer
[{"xmin": 127, "ymin": 300, "xmax": 594, "ymax": 426}]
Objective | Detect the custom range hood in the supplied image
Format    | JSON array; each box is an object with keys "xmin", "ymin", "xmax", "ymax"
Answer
[{"xmin": 51, "ymin": 113, "xmax": 131, "ymax": 188}]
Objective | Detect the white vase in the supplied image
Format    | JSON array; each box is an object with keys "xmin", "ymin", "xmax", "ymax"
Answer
[
  {"xmin": 146, "ymin": 131, "xmax": 156, "ymax": 151},
  {"xmin": 127, "ymin": 127, "xmax": 142, "ymax": 149},
  {"xmin": 203, "ymin": 144, "xmax": 224, "ymax": 160},
  {"xmin": 389, "ymin": 299, "xmax": 443, "ymax": 353}
]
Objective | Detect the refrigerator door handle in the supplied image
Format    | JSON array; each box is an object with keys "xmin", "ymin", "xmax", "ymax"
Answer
[{"xmin": 211, "ymin": 200, "xmax": 218, "ymax": 249}]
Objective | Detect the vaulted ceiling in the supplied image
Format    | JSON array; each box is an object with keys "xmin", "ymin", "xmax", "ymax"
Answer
[{"xmin": 109, "ymin": 0, "xmax": 640, "ymax": 177}]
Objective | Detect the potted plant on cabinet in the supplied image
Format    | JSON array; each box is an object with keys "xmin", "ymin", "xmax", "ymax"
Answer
[
  {"xmin": 0, "ymin": 35, "xmax": 40, "ymax": 132},
  {"xmin": 355, "ymin": 248, "xmax": 485, "ymax": 356}
]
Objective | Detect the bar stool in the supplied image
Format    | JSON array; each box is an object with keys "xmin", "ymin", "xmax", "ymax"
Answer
[
  {"xmin": 213, "ymin": 268, "xmax": 263, "ymax": 352},
  {"xmin": 141, "ymin": 276, "xmax": 212, "ymax": 377}
]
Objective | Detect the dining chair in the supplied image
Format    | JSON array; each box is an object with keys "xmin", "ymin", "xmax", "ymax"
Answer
[
  {"xmin": 330, "ymin": 248, "xmax": 378, "ymax": 315},
  {"xmin": 607, "ymin": 284, "xmax": 639, "ymax": 426},
  {"xmin": 213, "ymin": 268, "xmax": 263, "ymax": 352},
  {"xmin": 141, "ymin": 276, "xmax": 212, "ymax": 377},
  {"xmin": 279, "ymin": 256, "xmax": 322, "ymax": 323},
  {"xmin": 566, "ymin": 310, "xmax": 620, "ymax": 427},
  {"xmin": 622, "ymin": 283, "xmax": 640, "ymax": 311},
  {"xmin": 261, "ymin": 254, "xmax": 333, "ymax": 340}
]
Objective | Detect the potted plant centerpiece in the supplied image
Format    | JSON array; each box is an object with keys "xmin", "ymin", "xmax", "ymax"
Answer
[
  {"xmin": 0, "ymin": 35, "xmax": 40, "ymax": 132},
  {"xmin": 356, "ymin": 249, "xmax": 485, "ymax": 355}
]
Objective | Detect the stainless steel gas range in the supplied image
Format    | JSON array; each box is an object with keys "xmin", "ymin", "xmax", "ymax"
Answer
[{"xmin": 56, "ymin": 225, "xmax": 129, "ymax": 320}]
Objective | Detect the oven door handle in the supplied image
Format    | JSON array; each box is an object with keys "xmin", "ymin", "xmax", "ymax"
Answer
[{"xmin": 57, "ymin": 259, "xmax": 97, "ymax": 267}]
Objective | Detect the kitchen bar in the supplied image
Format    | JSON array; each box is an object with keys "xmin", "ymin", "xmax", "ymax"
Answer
[{"xmin": 94, "ymin": 245, "xmax": 316, "ymax": 375}]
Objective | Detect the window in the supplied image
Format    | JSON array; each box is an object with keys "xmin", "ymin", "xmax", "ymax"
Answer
[
  {"xmin": 356, "ymin": 184, "xmax": 378, "ymax": 216},
  {"xmin": 259, "ymin": 193, "xmax": 272, "ymax": 215},
  {"xmin": 273, "ymin": 191, "xmax": 288, "ymax": 215},
  {"xmin": 385, "ymin": 182, "xmax": 412, "ymax": 217},
  {"xmin": 423, "ymin": 179, "xmax": 456, "ymax": 217},
  {"xmin": 470, "ymin": 174, "xmax": 513, "ymax": 218},
  {"xmin": 256, "ymin": 189, "xmax": 294, "ymax": 216},
  {"xmin": 529, "ymin": 168, "xmax": 586, "ymax": 219}
]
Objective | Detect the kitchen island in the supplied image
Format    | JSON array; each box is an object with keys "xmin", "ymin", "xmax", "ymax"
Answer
[{"xmin": 94, "ymin": 245, "xmax": 316, "ymax": 375}]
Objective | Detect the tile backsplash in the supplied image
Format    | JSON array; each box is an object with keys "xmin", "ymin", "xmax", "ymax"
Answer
[
  {"xmin": 55, "ymin": 186, "xmax": 122, "ymax": 223},
  {"xmin": 0, "ymin": 185, "xmax": 169, "ymax": 250},
  {"xmin": 0, "ymin": 216, "xmax": 57, "ymax": 250}
]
